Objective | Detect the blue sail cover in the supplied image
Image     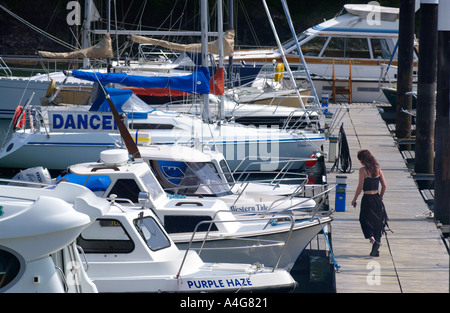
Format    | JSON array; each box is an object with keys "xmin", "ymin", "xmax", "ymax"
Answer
[
  {"xmin": 72, "ymin": 67, "xmax": 211, "ymax": 94},
  {"xmin": 89, "ymin": 87, "xmax": 135, "ymax": 112}
]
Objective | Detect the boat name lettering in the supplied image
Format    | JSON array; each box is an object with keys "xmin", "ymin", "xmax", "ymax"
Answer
[
  {"xmin": 50, "ymin": 112, "xmax": 118, "ymax": 132},
  {"xmin": 186, "ymin": 278, "xmax": 252, "ymax": 289},
  {"xmin": 230, "ymin": 204, "xmax": 268, "ymax": 212}
]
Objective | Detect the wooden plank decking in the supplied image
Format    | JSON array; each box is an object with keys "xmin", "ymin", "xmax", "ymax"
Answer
[{"xmin": 325, "ymin": 103, "xmax": 449, "ymax": 293}]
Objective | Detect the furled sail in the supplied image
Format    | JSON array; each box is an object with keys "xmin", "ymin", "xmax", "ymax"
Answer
[
  {"xmin": 38, "ymin": 34, "xmax": 113, "ymax": 59},
  {"xmin": 131, "ymin": 30, "xmax": 235, "ymax": 56}
]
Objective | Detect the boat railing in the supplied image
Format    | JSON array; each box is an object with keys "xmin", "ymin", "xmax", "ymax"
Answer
[
  {"xmin": 0, "ymin": 177, "xmax": 52, "ymax": 188},
  {"xmin": 232, "ymin": 155, "xmax": 317, "ymax": 178},
  {"xmin": 176, "ymin": 212, "xmax": 295, "ymax": 277},
  {"xmin": 378, "ymin": 63, "xmax": 396, "ymax": 88},
  {"xmin": 0, "ymin": 57, "xmax": 12, "ymax": 77},
  {"xmin": 261, "ymin": 183, "xmax": 337, "ymax": 219}
]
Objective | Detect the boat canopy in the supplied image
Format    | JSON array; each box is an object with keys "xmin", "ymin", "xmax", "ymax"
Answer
[{"xmin": 72, "ymin": 66, "xmax": 211, "ymax": 95}]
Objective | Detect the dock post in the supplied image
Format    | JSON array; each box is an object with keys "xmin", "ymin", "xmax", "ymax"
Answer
[
  {"xmin": 435, "ymin": 0, "xmax": 450, "ymax": 227},
  {"xmin": 415, "ymin": 0, "xmax": 438, "ymax": 189},
  {"xmin": 395, "ymin": 0, "xmax": 415, "ymax": 140}
]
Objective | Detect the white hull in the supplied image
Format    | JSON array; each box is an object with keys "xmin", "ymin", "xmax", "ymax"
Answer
[
  {"xmin": 0, "ymin": 110, "xmax": 324, "ymax": 171},
  {"xmin": 0, "ymin": 182, "xmax": 110, "ymax": 293},
  {"xmin": 0, "ymin": 73, "xmax": 92, "ymax": 119},
  {"xmin": 174, "ymin": 217, "xmax": 330, "ymax": 271}
]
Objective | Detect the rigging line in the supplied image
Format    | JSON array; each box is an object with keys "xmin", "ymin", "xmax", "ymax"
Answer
[
  {"xmin": 137, "ymin": 0, "xmax": 148, "ymax": 32},
  {"xmin": 119, "ymin": 0, "xmax": 135, "ymax": 30},
  {"xmin": 113, "ymin": 0, "xmax": 120, "ymax": 63},
  {"xmin": 0, "ymin": 4, "xmax": 75, "ymax": 51},
  {"xmin": 238, "ymin": 0, "xmax": 261, "ymax": 47}
]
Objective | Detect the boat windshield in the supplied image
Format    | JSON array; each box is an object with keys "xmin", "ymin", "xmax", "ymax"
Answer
[
  {"xmin": 134, "ymin": 215, "xmax": 171, "ymax": 251},
  {"xmin": 151, "ymin": 160, "xmax": 232, "ymax": 197},
  {"xmin": 140, "ymin": 171, "xmax": 165, "ymax": 200}
]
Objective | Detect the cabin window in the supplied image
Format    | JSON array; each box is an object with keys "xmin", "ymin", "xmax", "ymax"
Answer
[
  {"xmin": 0, "ymin": 248, "xmax": 23, "ymax": 291},
  {"xmin": 134, "ymin": 215, "xmax": 171, "ymax": 251},
  {"xmin": 129, "ymin": 123, "xmax": 174, "ymax": 130},
  {"xmin": 163, "ymin": 215, "xmax": 218, "ymax": 234},
  {"xmin": 77, "ymin": 219, "xmax": 135, "ymax": 253},
  {"xmin": 344, "ymin": 38, "xmax": 370, "ymax": 58},
  {"xmin": 151, "ymin": 160, "xmax": 232, "ymax": 197},
  {"xmin": 322, "ymin": 37, "xmax": 345, "ymax": 58},
  {"xmin": 322, "ymin": 37, "xmax": 370, "ymax": 58},
  {"xmin": 300, "ymin": 36, "xmax": 328, "ymax": 56},
  {"xmin": 108, "ymin": 179, "xmax": 141, "ymax": 203},
  {"xmin": 370, "ymin": 38, "xmax": 392, "ymax": 59}
]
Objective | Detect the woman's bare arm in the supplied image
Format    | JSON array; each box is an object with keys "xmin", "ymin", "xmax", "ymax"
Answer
[{"xmin": 351, "ymin": 167, "xmax": 365, "ymax": 207}]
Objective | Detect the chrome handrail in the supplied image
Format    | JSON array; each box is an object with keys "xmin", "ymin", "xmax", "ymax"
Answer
[
  {"xmin": 0, "ymin": 57, "xmax": 12, "ymax": 77},
  {"xmin": 176, "ymin": 212, "xmax": 295, "ymax": 278}
]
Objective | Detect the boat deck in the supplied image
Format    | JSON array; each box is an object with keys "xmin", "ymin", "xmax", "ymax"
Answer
[{"xmin": 325, "ymin": 102, "xmax": 449, "ymax": 293}]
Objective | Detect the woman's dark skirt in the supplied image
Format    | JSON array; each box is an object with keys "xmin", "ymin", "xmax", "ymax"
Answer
[{"xmin": 359, "ymin": 194, "xmax": 388, "ymax": 242}]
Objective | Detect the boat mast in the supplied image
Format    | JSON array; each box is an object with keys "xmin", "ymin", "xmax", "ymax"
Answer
[
  {"xmin": 227, "ymin": 0, "xmax": 234, "ymax": 88},
  {"xmin": 280, "ymin": 0, "xmax": 320, "ymax": 109},
  {"xmin": 218, "ymin": 0, "xmax": 225, "ymax": 121},
  {"xmin": 261, "ymin": 0, "xmax": 308, "ymax": 112},
  {"xmin": 201, "ymin": 0, "xmax": 211, "ymax": 123},
  {"xmin": 83, "ymin": 0, "xmax": 92, "ymax": 68}
]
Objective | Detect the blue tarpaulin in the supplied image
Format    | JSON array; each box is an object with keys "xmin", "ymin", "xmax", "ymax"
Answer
[
  {"xmin": 72, "ymin": 67, "xmax": 211, "ymax": 95},
  {"xmin": 57, "ymin": 174, "xmax": 112, "ymax": 192},
  {"xmin": 89, "ymin": 87, "xmax": 134, "ymax": 112}
]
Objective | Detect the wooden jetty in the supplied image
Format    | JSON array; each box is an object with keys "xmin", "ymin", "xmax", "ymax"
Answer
[{"xmin": 325, "ymin": 103, "xmax": 449, "ymax": 293}]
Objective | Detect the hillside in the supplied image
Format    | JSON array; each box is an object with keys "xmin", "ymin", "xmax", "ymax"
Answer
[{"xmin": 0, "ymin": 0, "xmax": 401, "ymax": 56}]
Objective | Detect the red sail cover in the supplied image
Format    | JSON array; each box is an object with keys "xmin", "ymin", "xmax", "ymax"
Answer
[{"xmin": 210, "ymin": 67, "xmax": 225, "ymax": 95}]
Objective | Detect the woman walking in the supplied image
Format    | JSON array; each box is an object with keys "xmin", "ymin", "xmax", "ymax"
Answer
[{"xmin": 351, "ymin": 150, "xmax": 388, "ymax": 257}]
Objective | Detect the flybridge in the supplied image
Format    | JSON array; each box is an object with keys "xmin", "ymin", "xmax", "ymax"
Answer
[{"xmin": 49, "ymin": 111, "xmax": 119, "ymax": 132}]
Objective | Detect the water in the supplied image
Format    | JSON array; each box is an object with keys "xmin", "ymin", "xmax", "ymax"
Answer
[{"xmin": 291, "ymin": 249, "xmax": 336, "ymax": 293}]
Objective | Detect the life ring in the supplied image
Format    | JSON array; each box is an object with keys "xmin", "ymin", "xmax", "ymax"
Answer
[
  {"xmin": 45, "ymin": 79, "xmax": 56, "ymax": 98},
  {"xmin": 13, "ymin": 106, "xmax": 26, "ymax": 129},
  {"xmin": 274, "ymin": 63, "xmax": 284, "ymax": 82}
]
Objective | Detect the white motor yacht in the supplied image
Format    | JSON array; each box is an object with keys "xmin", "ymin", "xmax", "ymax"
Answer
[
  {"xmin": 75, "ymin": 197, "xmax": 298, "ymax": 292},
  {"xmin": 0, "ymin": 181, "xmax": 110, "ymax": 293},
  {"xmin": 2, "ymin": 168, "xmax": 298, "ymax": 292},
  {"xmin": 138, "ymin": 144, "xmax": 328, "ymax": 215},
  {"xmin": 226, "ymin": 4, "xmax": 418, "ymax": 103},
  {"xmin": 43, "ymin": 149, "xmax": 333, "ymax": 271}
]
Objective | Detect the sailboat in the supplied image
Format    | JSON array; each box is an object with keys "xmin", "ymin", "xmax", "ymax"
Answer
[{"xmin": 0, "ymin": 74, "xmax": 325, "ymax": 172}]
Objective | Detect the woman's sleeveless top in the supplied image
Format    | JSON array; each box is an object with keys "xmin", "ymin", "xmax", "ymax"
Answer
[{"xmin": 363, "ymin": 168, "xmax": 380, "ymax": 192}]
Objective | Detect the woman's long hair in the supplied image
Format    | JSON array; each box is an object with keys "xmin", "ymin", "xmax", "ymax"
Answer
[{"xmin": 357, "ymin": 150, "xmax": 379, "ymax": 177}]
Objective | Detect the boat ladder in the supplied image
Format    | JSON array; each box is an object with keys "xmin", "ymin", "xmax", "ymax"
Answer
[{"xmin": 332, "ymin": 58, "xmax": 352, "ymax": 103}]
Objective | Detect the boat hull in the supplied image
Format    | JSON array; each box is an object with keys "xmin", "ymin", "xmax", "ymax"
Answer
[
  {"xmin": 173, "ymin": 217, "xmax": 331, "ymax": 271},
  {"xmin": 0, "ymin": 123, "xmax": 324, "ymax": 171}
]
